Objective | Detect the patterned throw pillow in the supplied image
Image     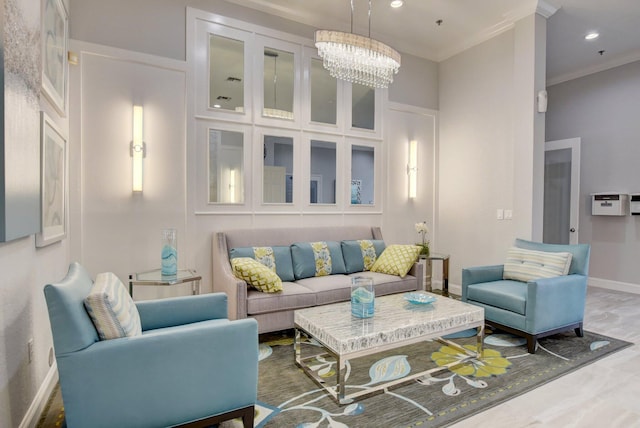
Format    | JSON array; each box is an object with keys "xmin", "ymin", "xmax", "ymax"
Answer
[
  {"xmin": 231, "ymin": 257, "xmax": 283, "ymax": 293},
  {"xmin": 84, "ymin": 272, "xmax": 142, "ymax": 340},
  {"xmin": 311, "ymin": 241, "xmax": 332, "ymax": 276},
  {"xmin": 370, "ymin": 244, "xmax": 422, "ymax": 278},
  {"xmin": 253, "ymin": 247, "xmax": 276, "ymax": 272},
  {"xmin": 360, "ymin": 240, "xmax": 378, "ymax": 271},
  {"xmin": 503, "ymin": 247, "xmax": 573, "ymax": 282},
  {"xmin": 229, "ymin": 246, "xmax": 295, "ymax": 281}
]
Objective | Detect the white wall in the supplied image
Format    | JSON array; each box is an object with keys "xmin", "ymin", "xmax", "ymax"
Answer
[
  {"xmin": 546, "ymin": 60, "xmax": 640, "ymax": 288},
  {"xmin": 0, "ymin": 0, "xmax": 71, "ymax": 426},
  {"xmin": 437, "ymin": 14, "xmax": 546, "ymax": 286}
]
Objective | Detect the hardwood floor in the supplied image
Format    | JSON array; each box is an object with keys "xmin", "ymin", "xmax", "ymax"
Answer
[{"xmin": 451, "ymin": 286, "xmax": 640, "ymax": 427}]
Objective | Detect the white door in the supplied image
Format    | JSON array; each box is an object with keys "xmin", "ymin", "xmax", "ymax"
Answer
[{"xmin": 543, "ymin": 138, "xmax": 581, "ymax": 244}]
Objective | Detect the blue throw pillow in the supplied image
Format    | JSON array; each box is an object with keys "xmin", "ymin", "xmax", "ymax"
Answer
[
  {"xmin": 341, "ymin": 240, "xmax": 386, "ymax": 273},
  {"xmin": 229, "ymin": 246, "xmax": 295, "ymax": 282},
  {"xmin": 291, "ymin": 241, "xmax": 347, "ymax": 279}
]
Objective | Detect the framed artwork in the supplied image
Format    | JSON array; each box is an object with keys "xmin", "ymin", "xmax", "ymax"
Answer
[
  {"xmin": 351, "ymin": 179, "xmax": 362, "ymax": 204},
  {"xmin": 41, "ymin": 0, "xmax": 68, "ymax": 115},
  {"xmin": 36, "ymin": 113, "xmax": 67, "ymax": 247}
]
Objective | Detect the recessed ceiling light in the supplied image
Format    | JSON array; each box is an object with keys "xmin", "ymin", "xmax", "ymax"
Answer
[
  {"xmin": 390, "ymin": 0, "xmax": 404, "ymax": 8},
  {"xmin": 213, "ymin": 104, "xmax": 221, "ymax": 108},
  {"xmin": 585, "ymin": 32, "xmax": 599, "ymax": 40}
]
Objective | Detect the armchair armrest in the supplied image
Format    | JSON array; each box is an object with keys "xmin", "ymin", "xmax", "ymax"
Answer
[
  {"xmin": 526, "ymin": 274, "xmax": 588, "ymax": 334},
  {"xmin": 136, "ymin": 293, "xmax": 228, "ymax": 331},
  {"xmin": 58, "ymin": 318, "xmax": 258, "ymax": 428},
  {"xmin": 461, "ymin": 265, "xmax": 504, "ymax": 300}
]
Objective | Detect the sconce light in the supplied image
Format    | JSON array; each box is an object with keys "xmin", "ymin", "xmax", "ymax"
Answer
[
  {"xmin": 229, "ymin": 169, "xmax": 236, "ymax": 203},
  {"xmin": 407, "ymin": 140, "xmax": 417, "ymax": 199},
  {"xmin": 130, "ymin": 105, "xmax": 146, "ymax": 192}
]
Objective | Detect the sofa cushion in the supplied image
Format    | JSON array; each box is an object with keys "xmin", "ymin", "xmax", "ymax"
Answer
[
  {"xmin": 370, "ymin": 244, "xmax": 421, "ymax": 278},
  {"xmin": 466, "ymin": 280, "xmax": 528, "ymax": 315},
  {"xmin": 229, "ymin": 246, "xmax": 295, "ymax": 281},
  {"xmin": 503, "ymin": 247, "xmax": 572, "ymax": 282},
  {"xmin": 246, "ymin": 282, "xmax": 316, "ymax": 315},
  {"xmin": 291, "ymin": 241, "xmax": 347, "ymax": 279},
  {"xmin": 84, "ymin": 272, "xmax": 142, "ymax": 340},
  {"xmin": 348, "ymin": 272, "xmax": 418, "ymax": 296},
  {"xmin": 341, "ymin": 239, "xmax": 386, "ymax": 273},
  {"xmin": 231, "ymin": 257, "xmax": 283, "ymax": 293},
  {"xmin": 295, "ymin": 275, "xmax": 353, "ymax": 305}
]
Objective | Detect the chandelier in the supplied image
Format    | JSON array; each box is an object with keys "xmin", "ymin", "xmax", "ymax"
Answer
[{"xmin": 315, "ymin": 0, "xmax": 401, "ymax": 89}]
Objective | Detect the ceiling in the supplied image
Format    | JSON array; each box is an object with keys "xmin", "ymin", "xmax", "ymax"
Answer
[{"xmin": 222, "ymin": 0, "xmax": 640, "ymax": 85}]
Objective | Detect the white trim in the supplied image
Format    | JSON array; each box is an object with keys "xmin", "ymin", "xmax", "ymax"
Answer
[
  {"xmin": 19, "ymin": 362, "xmax": 59, "ymax": 428},
  {"xmin": 589, "ymin": 277, "xmax": 640, "ymax": 295},
  {"xmin": 547, "ymin": 50, "xmax": 640, "ymax": 87}
]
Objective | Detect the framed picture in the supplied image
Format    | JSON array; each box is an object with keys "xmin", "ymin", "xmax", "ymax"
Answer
[
  {"xmin": 41, "ymin": 0, "xmax": 68, "ymax": 116},
  {"xmin": 36, "ymin": 113, "xmax": 67, "ymax": 247}
]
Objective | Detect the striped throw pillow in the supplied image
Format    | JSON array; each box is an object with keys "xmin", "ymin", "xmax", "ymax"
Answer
[
  {"xmin": 503, "ymin": 247, "xmax": 573, "ymax": 282},
  {"xmin": 84, "ymin": 272, "xmax": 142, "ymax": 340}
]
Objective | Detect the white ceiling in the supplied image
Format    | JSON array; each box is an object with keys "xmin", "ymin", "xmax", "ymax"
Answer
[{"xmin": 222, "ymin": 0, "xmax": 640, "ymax": 85}]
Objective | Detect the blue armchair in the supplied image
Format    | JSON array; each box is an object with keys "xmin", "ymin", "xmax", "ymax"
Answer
[
  {"xmin": 44, "ymin": 262, "xmax": 259, "ymax": 428},
  {"xmin": 462, "ymin": 239, "xmax": 590, "ymax": 353}
]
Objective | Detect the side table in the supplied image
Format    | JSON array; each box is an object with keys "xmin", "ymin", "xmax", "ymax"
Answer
[
  {"xmin": 423, "ymin": 253, "xmax": 450, "ymax": 296},
  {"xmin": 128, "ymin": 269, "xmax": 202, "ymax": 298}
]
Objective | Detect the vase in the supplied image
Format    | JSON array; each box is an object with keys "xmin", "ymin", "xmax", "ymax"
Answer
[
  {"xmin": 161, "ymin": 228, "xmax": 177, "ymax": 276},
  {"xmin": 351, "ymin": 276, "xmax": 375, "ymax": 318}
]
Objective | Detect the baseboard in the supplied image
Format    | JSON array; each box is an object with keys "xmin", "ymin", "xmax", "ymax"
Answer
[
  {"xmin": 19, "ymin": 362, "xmax": 58, "ymax": 428},
  {"xmin": 588, "ymin": 277, "xmax": 640, "ymax": 295}
]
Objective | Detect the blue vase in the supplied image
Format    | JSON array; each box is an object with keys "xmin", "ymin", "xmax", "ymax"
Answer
[{"xmin": 161, "ymin": 229, "xmax": 177, "ymax": 276}]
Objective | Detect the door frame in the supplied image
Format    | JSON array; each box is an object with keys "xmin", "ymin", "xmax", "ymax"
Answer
[{"xmin": 544, "ymin": 138, "xmax": 581, "ymax": 244}]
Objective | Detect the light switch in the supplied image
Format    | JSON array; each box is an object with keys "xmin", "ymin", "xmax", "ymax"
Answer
[
  {"xmin": 504, "ymin": 209, "xmax": 513, "ymax": 220},
  {"xmin": 497, "ymin": 209, "xmax": 504, "ymax": 220}
]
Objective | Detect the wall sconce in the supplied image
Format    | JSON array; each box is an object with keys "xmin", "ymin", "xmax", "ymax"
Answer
[
  {"xmin": 407, "ymin": 140, "xmax": 417, "ymax": 199},
  {"xmin": 229, "ymin": 169, "xmax": 236, "ymax": 203},
  {"xmin": 130, "ymin": 105, "xmax": 146, "ymax": 192}
]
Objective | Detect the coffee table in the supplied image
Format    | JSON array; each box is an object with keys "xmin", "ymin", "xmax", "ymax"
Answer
[{"xmin": 294, "ymin": 292, "xmax": 484, "ymax": 404}]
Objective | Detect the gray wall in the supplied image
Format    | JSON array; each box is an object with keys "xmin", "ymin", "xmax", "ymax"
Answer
[{"xmin": 546, "ymin": 60, "xmax": 640, "ymax": 286}]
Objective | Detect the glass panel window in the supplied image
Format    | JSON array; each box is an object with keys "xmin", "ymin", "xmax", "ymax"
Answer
[
  {"xmin": 351, "ymin": 145, "xmax": 374, "ymax": 205},
  {"xmin": 310, "ymin": 58, "xmax": 337, "ymax": 124},
  {"xmin": 208, "ymin": 129, "xmax": 244, "ymax": 203},
  {"xmin": 352, "ymin": 83, "xmax": 375, "ymax": 130},
  {"xmin": 263, "ymin": 48, "xmax": 294, "ymax": 119},
  {"xmin": 310, "ymin": 140, "xmax": 336, "ymax": 204},
  {"xmin": 209, "ymin": 35, "xmax": 244, "ymax": 112},
  {"xmin": 263, "ymin": 135, "xmax": 294, "ymax": 203}
]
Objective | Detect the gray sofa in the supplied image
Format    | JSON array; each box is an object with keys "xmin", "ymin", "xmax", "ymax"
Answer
[{"xmin": 212, "ymin": 226, "xmax": 423, "ymax": 333}]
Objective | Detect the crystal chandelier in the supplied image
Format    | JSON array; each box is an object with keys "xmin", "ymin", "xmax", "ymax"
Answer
[{"xmin": 315, "ymin": 0, "xmax": 401, "ymax": 89}]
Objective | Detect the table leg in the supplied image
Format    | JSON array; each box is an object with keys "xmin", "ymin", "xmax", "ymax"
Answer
[
  {"xmin": 476, "ymin": 323, "xmax": 484, "ymax": 357},
  {"xmin": 128, "ymin": 274, "xmax": 134, "ymax": 297},
  {"xmin": 442, "ymin": 257, "xmax": 449, "ymax": 297},
  {"xmin": 336, "ymin": 356, "xmax": 348, "ymax": 404},
  {"xmin": 193, "ymin": 279, "xmax": 201, "ymax": 295}
]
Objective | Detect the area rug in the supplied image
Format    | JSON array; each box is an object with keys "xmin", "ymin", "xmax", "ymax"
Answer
[
  {"xmin": 245, "ymin": 329, "xmax": 631, "ymax": 428},
  {"xmin": 37, "ymin": 329, "xmax": 631, "ymax": 428}
]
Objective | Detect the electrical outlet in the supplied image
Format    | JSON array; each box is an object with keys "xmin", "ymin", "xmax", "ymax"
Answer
[
  {"xmin": 28, "ymin": 338, "xmax": 34, "ymax": 364},
  {"xmin": 504, "ymin": 209, "xmax": 513, "ymax": 220},
  {"xmin": 496, "ymin": 209, "xmax": 504, "ymax": 220}
]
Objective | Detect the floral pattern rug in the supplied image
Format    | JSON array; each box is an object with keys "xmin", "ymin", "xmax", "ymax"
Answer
[{"xmin": 244, "ymin": 329, "xmax": 631, "ymax": 428}]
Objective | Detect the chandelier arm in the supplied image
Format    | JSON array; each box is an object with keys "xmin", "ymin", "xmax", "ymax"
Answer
[
  {"xmin": 368, "ymin": 0, "xmax": 372, "ymax": 38},
  {"xmin": 350, "ymin": 0, "xmax": 354, "ymax": 33}
]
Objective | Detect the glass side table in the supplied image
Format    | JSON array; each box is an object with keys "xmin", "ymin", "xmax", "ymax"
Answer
[
  {"xmin": 128, "ymin": 269, "xmax": 202, "ymax": 298},
  {"xmin": 428, "ymin": 253, "xmax": 450, "ymax": 297}
]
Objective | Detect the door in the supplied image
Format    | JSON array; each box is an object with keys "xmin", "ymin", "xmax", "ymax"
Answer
[{"xmin": 543, "ymin": 138, "xmax": 581, "ymax": 244}]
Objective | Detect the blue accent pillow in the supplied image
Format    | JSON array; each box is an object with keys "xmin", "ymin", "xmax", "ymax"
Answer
[
  {"xmin": 229, "ymin": 246, "xmax": 295, "ymax": 282},
  {"xmin": 341, "ymin": 240, "xmax": 386, "ymax": 273},
  {"xmin": 291, "ymin": 241, "xmax": 347, "ymax": 279}
]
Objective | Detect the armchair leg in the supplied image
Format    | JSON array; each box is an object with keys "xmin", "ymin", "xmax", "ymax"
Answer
[
  {"xmin": 176, "ymin": 405, "xmax": 255, "ymax": 428},
  {"xmin": 575, "ymin": 323, "xmax": 584, "ymax": 338},
  {"xmin": 526, "ymin": 336, "xmax": 537, "ymax": 354}
]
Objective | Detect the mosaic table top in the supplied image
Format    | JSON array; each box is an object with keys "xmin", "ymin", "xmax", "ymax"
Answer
[{"xmin": 294, "ymin": 292, "xmax": 484, "ymax": 356}]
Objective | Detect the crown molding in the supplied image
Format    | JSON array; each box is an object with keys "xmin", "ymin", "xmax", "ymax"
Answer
[
  {"xmin": 536, "ymin": 0, "xmax": 560, "ymax": 19},
  {"xmin": 547, "ymin": 49, "xmax": 640, "ymax": 87}
]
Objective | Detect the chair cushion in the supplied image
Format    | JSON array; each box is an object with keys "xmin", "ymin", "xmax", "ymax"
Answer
[
  {"xmin": 370, "ymin": 244, "xmax": 421, "ymax": 278},
  {"xmin": 503, "ymin": 247, "xmax": 572, "ymax": 282},
  {"xmin": 84, "ymin": 272, "xmax": 142, "ymax": 340},
  {"xmin": 466, "ymin": 280, "xmax": 528, "ymax": 315},
  {"xmin": 229, "ymin": 246, "xmax": 295, "ymax": 282},
  {"xmin": 341, "ymin": 239, "xmax": 386, "ymax": 273},
  {"xmin": 231, "ymin": 257, "xmax": 283, "ymax": 293},
  {"xmin": 291, "ymin": 241, "xmax": 347, "ymax": 279}
]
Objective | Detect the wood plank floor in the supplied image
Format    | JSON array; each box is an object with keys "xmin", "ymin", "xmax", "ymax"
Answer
[{"xmin": 451, "ymin": 286, "xmax": 640, "ymax": 427}]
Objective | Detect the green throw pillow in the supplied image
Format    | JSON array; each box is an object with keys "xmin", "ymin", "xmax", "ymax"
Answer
[
  {"xmin": 370, "ymin": 244, "xmax": 421, "ymax": 278},
  {"xmin": 232, "ymin": 257, "xmax": 283, "ymax": 293}
]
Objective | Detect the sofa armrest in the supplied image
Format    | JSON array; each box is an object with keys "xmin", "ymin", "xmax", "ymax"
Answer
[
  {"xmin": 526, "ymin": 274, "xmax": 587, "ymax": 334},
  {"xmin": 136, "ymin": 293, "xmax": 228, "ymax": 331},
  {"xmin": 212, "ymin": 232, "xmax": 248, "ymax": 320},
  {"xmin": 408, "ymin": 261, "xmax": 424, "ymax": 290},
  {"xmin": 461, "ymin": 265, "xmax": 504, "ymax": 301},
  {"xmin": 57, "ymin": 318, "xmax": 258, "ymax": 428}
]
